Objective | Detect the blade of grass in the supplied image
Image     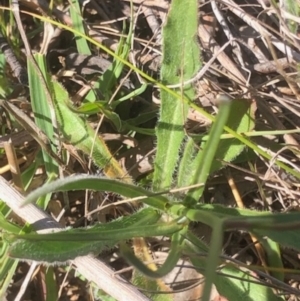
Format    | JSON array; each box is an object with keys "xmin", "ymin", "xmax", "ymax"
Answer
[
  {"xmin": 201, "ymin": 221, "xmax": 224, "ymax": 301},
  {"xmin": 259, "ymin": 237, "xmax": 284, "ymax": 281},
  {"xmin": 184, "ymin": 98, "xmax": 232, "ymax": 205},
  {"xmin": 44, "ymin": 266, "xmax": 58, "ymax": 301},
  {"xmin": 0, "ymin": 256, "xmax": 18, "ymax": 299},
  {"xmin": 69, "ymin": 0, "xmax": 91, "ymax": 55},
  {"xmin": 209, "ymin": 99, "xmax": 255, "ymax": 174},
  {"xmin": 27, "ymin": 53, "xmax": 58, "ymax": 176},
  {"xmin": 88, "ymin": 7, "xmax": 134, "ymax": 102}
]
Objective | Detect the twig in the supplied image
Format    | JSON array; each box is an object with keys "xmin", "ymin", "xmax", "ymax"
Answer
[
  {"xmin": 0, "ymin": 33, "xmax": 27, "ymax": 84},
  {"xmin": 221, "ymin": 0, "xmax": 300, "ymax": 61},
  {"xmin": 0, "ymin": 99, "xmax": 65, "ymax": 167},
  {"xmin": 3, "ymin": 141, "xmax": 24, "ymax": 192},
  {"xmin": 198, "ymin": 22, "xmax": 247, "ymax": 90},
  {"xmin": 250, "ymin": 57, "xmax": 292, "ymax": 74},
  {"xmin": 11, "ymin": 0, "xmax": 57, "ymax": 129},
  {"xmin": 14, "ymin": 262, "xmax": 38, "ymax": 301}
]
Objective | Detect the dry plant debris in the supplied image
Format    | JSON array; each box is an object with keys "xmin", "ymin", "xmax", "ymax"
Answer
[{"xmin": 0, "ymin": 0, "xmax": 300, "ymax": 300}]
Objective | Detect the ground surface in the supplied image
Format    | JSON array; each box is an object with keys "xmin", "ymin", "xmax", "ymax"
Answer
[{"xmin": 1, "ymin": 0, "xmax": 300, "ymax": 300}]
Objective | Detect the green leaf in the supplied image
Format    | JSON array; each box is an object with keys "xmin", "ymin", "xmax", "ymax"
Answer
[
  {"xmin": 72, "ymin": 101, "xmax": 107, "ymax": 114},
  {"xmin": 176, "ymin": 203, "xmax": 300, "ymax": 252},
  {"xmin": 23, "ymin": 174, "xmax": 169, "ymax": 210},
  {"xmin": 177, "ymin": 137, "xmax": 197, "ymax": 188},
  {"xmin": 7, "ymin": 234, "xmax": 115, "ymax": 263},
  {"xmin": 185, "ymin": 232, "xmax": 284, "ymax": 301},
  {"xmin": 153, "ymin": 0, "xmax": 201, "ymax": 191},
  {"xmin": 69, "ymin": 0, "xmax": 91, "ymax": 55},
  {"xmin": 184, "ymin": 99, "xmax": 233, "ymax": 205},
  {"xmin": 210, "ymin": 99, "xmax": 256, "ymax": 173},
  {"xmin": 51, "ymin": 80, "xmax": 130, "ymax": 182},
  {"xmin": 186, "ymin": 203, "xmax": 300, "ymax": 231},
  {"xmin": 254, "ymin": 228, "xmax": 300, "ymax": 253},
  {"xmin": 0, "ymin": 255, "xmax": 18, "ymax": 299},
  {"xmin": 258, "ymin": 237, "xmax": 284, "ymax": 281},
  {"xmin": 114, "ymin": 84, "xmax": 148, "ymax": 106},
  {"xmin": 283, "ymin": 0, "xmax": 300, "ymax": 33},
  {"xmin": 121, "ymin": 228, "xmax": 186, "ymax": 278},
  {"xmin": 44, "ymin": 266, "xmax": 58, "ymax": 301},
  {"xmin": 0, "ymin": 212, "xmax": 21, "ymax": 234},
  {"xmin": 27, "ymin": 53, "xmax": 59, "ymax": 176},
  {"xmin": 214, "ymin": 266, "xmax": 284, "ymax": 301},
  {"xmin": 96, "ymin": 9, "xmax": 134, "ymax": 98},
  {"xmin": 7, "ymin": 208, "xmax": 183, "ymax": 263},
  {"xmin": 21, "ymin": 151, "xmax": 43, "ymax": 191}
]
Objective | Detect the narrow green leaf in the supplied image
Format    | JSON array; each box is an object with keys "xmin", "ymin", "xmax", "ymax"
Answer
[
  {"xmin": 0, "ymin": 256, "xmax": 18, "ymax": 299},
  {"xmin": 174, "ymin": 204, "xmax": 300, "ymax": 252},
  {"xmin": 45, "ymin": 267, "xmax": 58, "ymax": 301},
  {"xmin": 51, "ymin": 80, "xmax": 130, "ymax": 182},
  {"xmin": 27, "ymin": 53, "xmax": 58, "ymax": 175},
  {"xmin": 190, "ymin": 203, "xmax": 300, "ymax": 231},
  {"xmin": 6, "ymin": 208, "xmax": 182, "ymax": 263},
  {"xmin": 184, "ymin": 99, "xmax": 232, "ymax": 205},
  {"xmin": 7, "ymin": 235, "xmax": 115, "ymax": 263},
  {"xmin": 153, "ymin": 0, "xmax": 201, "ymax": 191},
  {"xmin": 214, "ymin": 265, "xmax": 284, "ymax": 301},
  {"xmin": 8, "ymin": 208, "xmax": 155, "ymax": 263},
  {"xmin": 21, "ymin": 151, "xmax": 43, "ymax": 190},
  {"xmin": 258, "ymin": 237, "xmax": 284, "ymax": 281},
  {"xmin": 71, "ymin": 101, "xmax": 107, "ymax": 114},
  {"xmin": 185, "ymin": 232, "xmax": 284, "ymax": 301},
  {"xmin": 114, "ymin": 84, "xmax": 148, "ymax": 106},
  {"xmin": 202, "ymin": 221, "xmax": 224, "ymax": 301},
  {"xmin": 96, "ymin": 7, "xmax": 134, "ymax": 99},
  {"xmin": 7, "ymin": 220, "xmax": 181, "ymax": 243},
  {"xmin": 121, "ymin": 228, "xmax": 186, "ymax": 278},
  {"xmin": 23, "ymin": 175, "xmax": 169, "ymax": 210},
  {"xmin": 102, "ymin": 108, "xmax": 123, "ymax": 131},
  {"xmin": 69, "ymin": 0, "xmax": 91, "ymax": 55},
  {"xmin": 0, "ymin": 213, "xmax": 21, "ymax": 234},
  {"xmin": 210, "ymin": 99, "xmax": 255, "ymax": 173},
  {"xmin": 125, "ymin": 109, "xmax": 157, "ymax": 127}
]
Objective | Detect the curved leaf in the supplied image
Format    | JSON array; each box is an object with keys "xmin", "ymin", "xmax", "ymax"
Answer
[
  {"xmin": 23, "ymin": 174, "xmax": 169, "ymax": 210},
  {"xmin": 6, "ymin": 208, "xmax": 182, "ymax": 263}
]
